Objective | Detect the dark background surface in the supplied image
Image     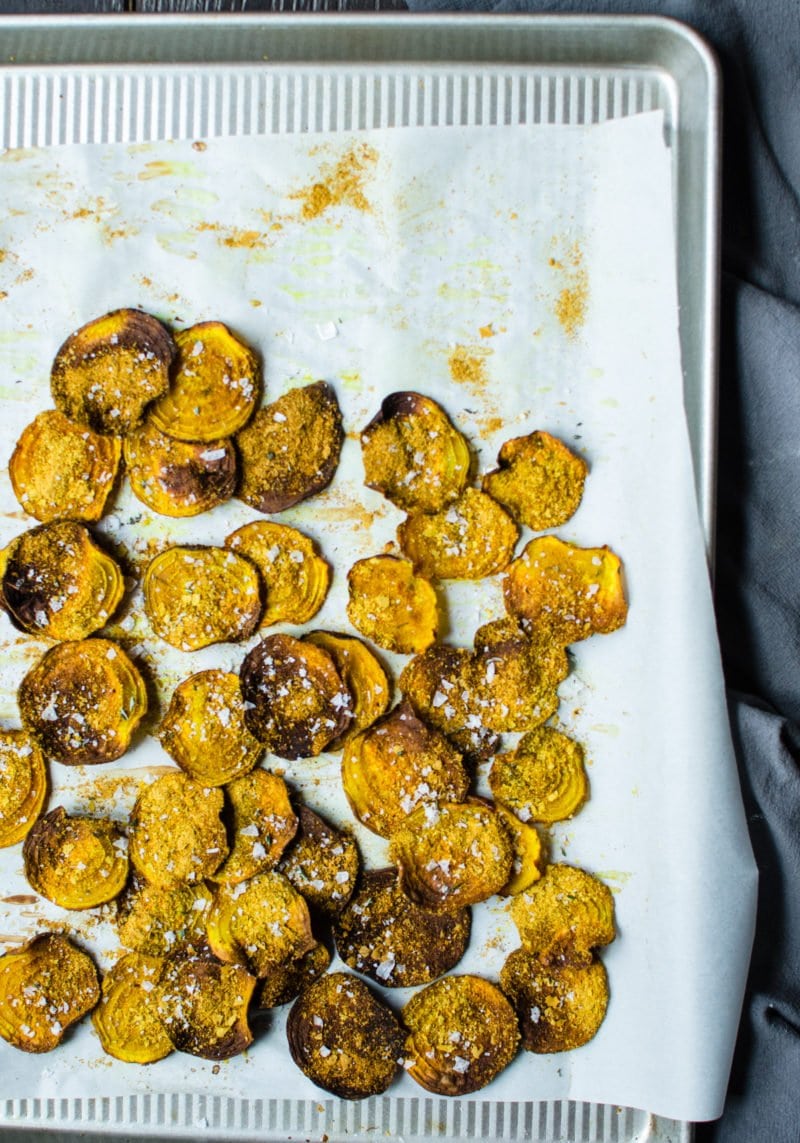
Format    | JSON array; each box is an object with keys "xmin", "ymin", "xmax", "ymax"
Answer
[{"xmin": 0, "ymin": 3, "xmax": 797, "ymax": 1142}]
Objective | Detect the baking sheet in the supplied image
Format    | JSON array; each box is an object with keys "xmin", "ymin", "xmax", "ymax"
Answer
[{"xmin": 0, "ymin": 110, "xmax": 754, "ymax": 1123}]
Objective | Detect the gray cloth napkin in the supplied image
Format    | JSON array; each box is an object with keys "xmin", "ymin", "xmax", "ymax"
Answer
[{"xmin": 402, "ymin": 1, "xmax": 800, "ymax": 1139}]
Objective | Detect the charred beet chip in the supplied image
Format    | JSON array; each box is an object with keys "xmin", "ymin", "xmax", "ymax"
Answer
[
  {"xmin": 116, "ymin": 874, "xmax": 213, "ymax": 957},
  {"xmin": 1, "ymin": 521, "xmax": 124, "ymax": 642},
  {"xmin": 389, "ymin": 800, "xmax": 513, "ymax": 914},
  {"xmin": 159, "ymin": 669, "xmax": 264, "ymax": 787},
  {"xmin": 504, "ymin": 535, "xmax": 628, "ymax": 645},
  {"xmin": 286, "ymin": 971, "xmax": 404, "ymax": 1099},
  {"xmin": 305, "ymin": 631, "xmax": 391, "ymax": 750},
  {"xmin": 278, "ymin": 805, "xmax": 360, "ymax": 918},
  {"xmin": 9, "ymin": 409, "xmax": 121, "ymax": 524},
  {"xmin": 92, "ymin": 952, "xmax": 173, "ymax": 1064},
  {"xmin": 401, "ymin": 974, "xmax": 519, "ymax": 1095},
  {"xmin": 239, "ymin": 633, "xmax": 353, "ymax": 760},
  {"xmin": 510, "ymin": 864, "xmax": 616, "ymax": 963},
  {"xmin": 157, "ymin": 946, "xmax": 255, "ymax": 1060},
  {"xmin": 499, "ymin": 946, "xmax": 609, "ymax": 1053},
  {"xmin": 236, "ymin": 381, "xmax": 344, "ymax": 513},
  {"xmin": 129, "ymin": 772, "xmax": 228, "ymax": 888},
  {"xmin": 333, "ymin": 867, "xmax": 471, "ymax": 988},
  {"xmin": 0, "ymin": 933, "xmax": 99, "ymax": 1053},
  {"xmin": 143, "ymin": 545, "xmax": 262, "ymax": 651},
  {"xmin": 50, "ymin": 308, "xmax": 176, "ymax": 435},
  {"xmin": 23, "ymin": 805, "xmax": 128, "ymax": 910},
  {"xmin": 149, "ymin": 321, "xmax": 260, "ymax": 442},
  {"xmin": 226, "ymin": 521, "xmax": 331, "ymax": 627},
  {"xmin": 483, "ymin": 430, "xmax": 588, "ymax": 531},
  {"xmin": 489, "ymin": 726, "xmax": 589, "ymax": 825},
  {"xmin": 0, "ymin": 728, "xmax": 47, "ymax": 849},
  {"xmin": 398, "ymin": 644, "xmax": 500, "ymax": 762},
  {"xmin": 341, "ymin": 701, "xmax": 468, "ymax": 838},
  {"xmin": 18, "ymin": 639, "xmax": 147, "ymax": 766},
  {"xmin": 346, "ymin": 554, "xmax": 439, "ymax": 656},
  {"xmin": 206, "ymin": 870, "xmax": 315, "ymax": 978},
  {"xmin": 397, "ymin": 488, "xmax": 519, "ymax": 581},
  {"xmin": 124, "ymin": 420, "xmax": 237, "ymax": 517},
  {"xmin": 257, "ymin": 942, "xmax": 331, "ymax": 1009},
  {"xmin": 212, "ymin": 769, "xmax": 297, "ymax": 886},
  {"xmin": 360, "ymin": 392, "xmax": 471, "ymax": 514}
]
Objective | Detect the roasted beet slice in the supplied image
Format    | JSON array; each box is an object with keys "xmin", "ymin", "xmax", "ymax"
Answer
[
  {"xmin": 483, "ymin": 429, "xmax": 588, "ymax": 531},
  {"xmin": 398, "ymin": 644, "xmax": 500, "ymax": 761},
  {"xmin": 226, "ymin": 521, "xmax": 330, "ymax": 627},
  {"xmin": 124, "ymin": 420, "xmax": 236, "ymax": 517},
  {"xmin": 239, "ymin": 634, "xmax": 353, "ymax": 760},
  {"xmin": 510, "ymin": 863, "xmax": 616, "ymax": 963},
  {"xmin": 157, "ymin": 946, "xmax": 254, "ymax": 1060},
  {"xmin": 116, "ymin": 874, "xmax": 213, "ymax": 957},
  {"xmin": 257, "ymin": 942, "xmax": 331, "ymax": 1009},
  {"xmin": 401, "ymin": 974, "xmax": 519, "ymax": 1095},
  {"xmin": 10, "ymin": 409, "xmax": 121, "ymax": 524},
  {"xmin": 129, "ymin": 772, "xmax": 228, "ymax": 888},
  {"xmin": 286, "ymin": 971, "xmax": 403, "ymax": 1099},
  {"xmin": 18, "ymin": 639, "xmax": 147, "ymax": 766},
  {"xmin": 489, "ymin": 726, "xmax": 588, "ymax": 824},
  {"xmin": 92, "ymin": 952, "xmax": 173, "ymax": 1064},
  {"xmin": 149, "ymin": 321, "xmax": 260, "ymax": 442},
  {"xmin": 278, "ymin": 805, "xmax": 360, "ymax": 918},
  {"xmin": 0, "ymin": 728, "xmax": 47, "ymax": 848},
  {"xmin": 236, "ymin": 381, "xmax": 343, "ymax": 513},
  {"xmin": 360, "ymin": 392, "xmax": 470, "ymax": 514},
  {"xmin": 341, "ymin": 701, "xmax": 468, "ymax": 838},
  {"xmin": 2, "ymin": 521, "xmax": 124, "ymax": 641},
  {"xmin": 212, "ymin": 769, "xmax": 297, "ymax": 886},
  {"xmin": 23, "ymin": 805, "xmax": 128, "ymax": 910},
  {"xmin": 500, "ymin": 947, "xmax": 609, "ymax": 1053},
  {"xmin": 333, "ymin": 867, "xmax": 471, "ymax": 987},
  {"xmin": 0, "ymin": 933, "xmax": 99, "ymax": 1053},
  {"xmin": 305, "ymin": 630, "xmax": 391, "ymax": 750},
  {"xmin": 206, "ymin": 870, "xmax": 314, "ymax": 978},
  {"xmin": 397, "ymin": 488, "xmax": 518, "ymax": 580},
  {"xmin": 346, "ymin": 555, "xmax": 438, "ymax": 655},
  {"xmin": 50, "ymin": 308, "xmax": 175, "ymax": 434}
]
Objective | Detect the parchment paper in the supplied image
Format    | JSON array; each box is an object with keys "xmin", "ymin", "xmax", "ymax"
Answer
[{"xmin": 0, "ymin": 111, "xmax": 757, "ymax": 1122}]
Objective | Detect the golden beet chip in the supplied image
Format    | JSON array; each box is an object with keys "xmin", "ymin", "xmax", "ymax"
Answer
[
  {"xmin": 483, "ymin": 430, "xmax": 588, "ymax": 531},
  {"xmin": 389, "ymin": 801, "xmax": 513, "ymax": 914},
  {"xmin": 236, "ymin": 381, "xmax": 344, "ymax": 513},
  {"xmin": 2, "ymin": 521, "xmax": 124, "ymax": 641},
  {"xmin": 333, "ymin": 868, "xmax": 471, "ymax": 988},
  {"xmin": 19, "ymin": 639, "xmax": 147, "ymax": 766},
  {"xmin": 495, "ymin": 804, "xmax": 545, "ymax": 895},
  {"xmin": 143, "ymin": 545, "xmax": 262, "ymax": 651},
  {"xmin": 159, "ymin": 669, "xmax": 263, "ymax": 787},
  {"xmin": 398, "ymin": 489, "xmax": 519, "ymax": 581},
  {"xmin": 92, "ymin": 952, "xmax": 173, "ymax": 1064},
  {"xmin": 500, "ymin": 947, "xmax": 609, "ymax": 1053},
  {"xmin": 346, "ymin": 555, "xmax": 438, "ymax": 655},
  {"xmin": 0, "ymin": 729, "xmax": 47, "ymax": 848},
  {"xmin": 116, "ymin": 874, "xmax": 213, "ymax": 957},
  {"xmin": 129, "ymin": 772, "xmax": 228, "ymax": 887},
  {"xmin": 504, "ymin": 535, "xmax": 628, "ymax": 644},
  {"xmin": 402, "ymin": 974, "xmax": 519, "ymax": 1095},
  {"xmin": 149, "ymin": 321, "xmax": 260, "ymax": 442},
  {"xmin": 206, "ymin": 870, "xmax": 315, "ymax": 977},
  {"xmin": 341, "ymin": 701, "xmax": 468, "ymax": 838},
  {"xmin": 23, "ymin": 806, "xmax": 128, "ymax": 910},
  {"xmin": 361, "ymin": 392, "xmax": 471, "ymax": 514},
  {"xmin": 0, "ymin": 933, "xmax": 99, "ymax": 1053},
  {"xmin": 50, "ymin": 308, "xmax": 175, "ymax": 435},
  {"xmin": 157, "ymin": 946, "xmax": 255, "ymax": 1060},
  {"xmin": 124, "ymin": 420, "xmax": 236, "ymax": 517},
  {"xmin": 490, "ymin": 726, "xmax": 588, "ymax": 824},
  {"xmin": 9, "ymin": 409, "xmax": 121, "ymax": 524},
  {"xmin": 305, "ymin": 630, "xmax": 391, "ymax": 749},
  {"xmin": 471, "ymin": 619, "xmax": 568, "ymax": 733},
  {"xmin": 239, "ymin": 633, "xmax": 353, "ymax": 760},
  {"xmin": 398, "ymin": 644, "xmax": 499, "ymax": 761},
  {"xmin": 287, "ymin": 971, "xmax": 404, "ymax": 1099},
  {"xmin": 510, "ymin": 863, "xmax": 615, "ymax": 962},
  {"xmin": 257, "ymin": 941, "xmax": 331, "ymax": 1009},
  {"xmin": 278, "ymin": 805, "xmax": 359, "ymax": 917},
  {"xmin": 226, "ymin": 521, "xmax": 330, "ymax": 627},
  {"xmin": 212, "ymin": 769, "xmax": 297, "ymax": 885}
]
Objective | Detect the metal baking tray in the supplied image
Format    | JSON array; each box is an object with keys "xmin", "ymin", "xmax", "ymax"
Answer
[{"xmin": 0, "ymin": 12, "xmax": 719, "ymax": 1143}]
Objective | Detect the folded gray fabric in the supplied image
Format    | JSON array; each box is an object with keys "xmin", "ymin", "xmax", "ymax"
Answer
[{"xmin": 403, "ymin": 1, "xmax": 800, "ymax": 1138}]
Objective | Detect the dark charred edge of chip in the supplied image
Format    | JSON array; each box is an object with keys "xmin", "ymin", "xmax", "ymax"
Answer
[
  {"xmin": 255, "ymin": 941, "xmax": 333, "ymax": 1010},
  {"xmin": 361, "ymin": 391, "xmax": 431, "ymax": 440},
  {"xmin": 56, "ymin": 309, "xmax": 176, "ymax": 371},
  {"xmin": 158, "ymin": 947, "xmax": 253, "ymax": 1060},
  {"xmin": 155, "ymin": 443, "xmax": 238, "ymax": 506}
]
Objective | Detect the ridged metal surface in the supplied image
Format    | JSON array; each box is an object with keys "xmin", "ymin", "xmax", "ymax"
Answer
[{"xmin": 0, "ymin": 66, "xmax": 668, "ymax": 147}]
